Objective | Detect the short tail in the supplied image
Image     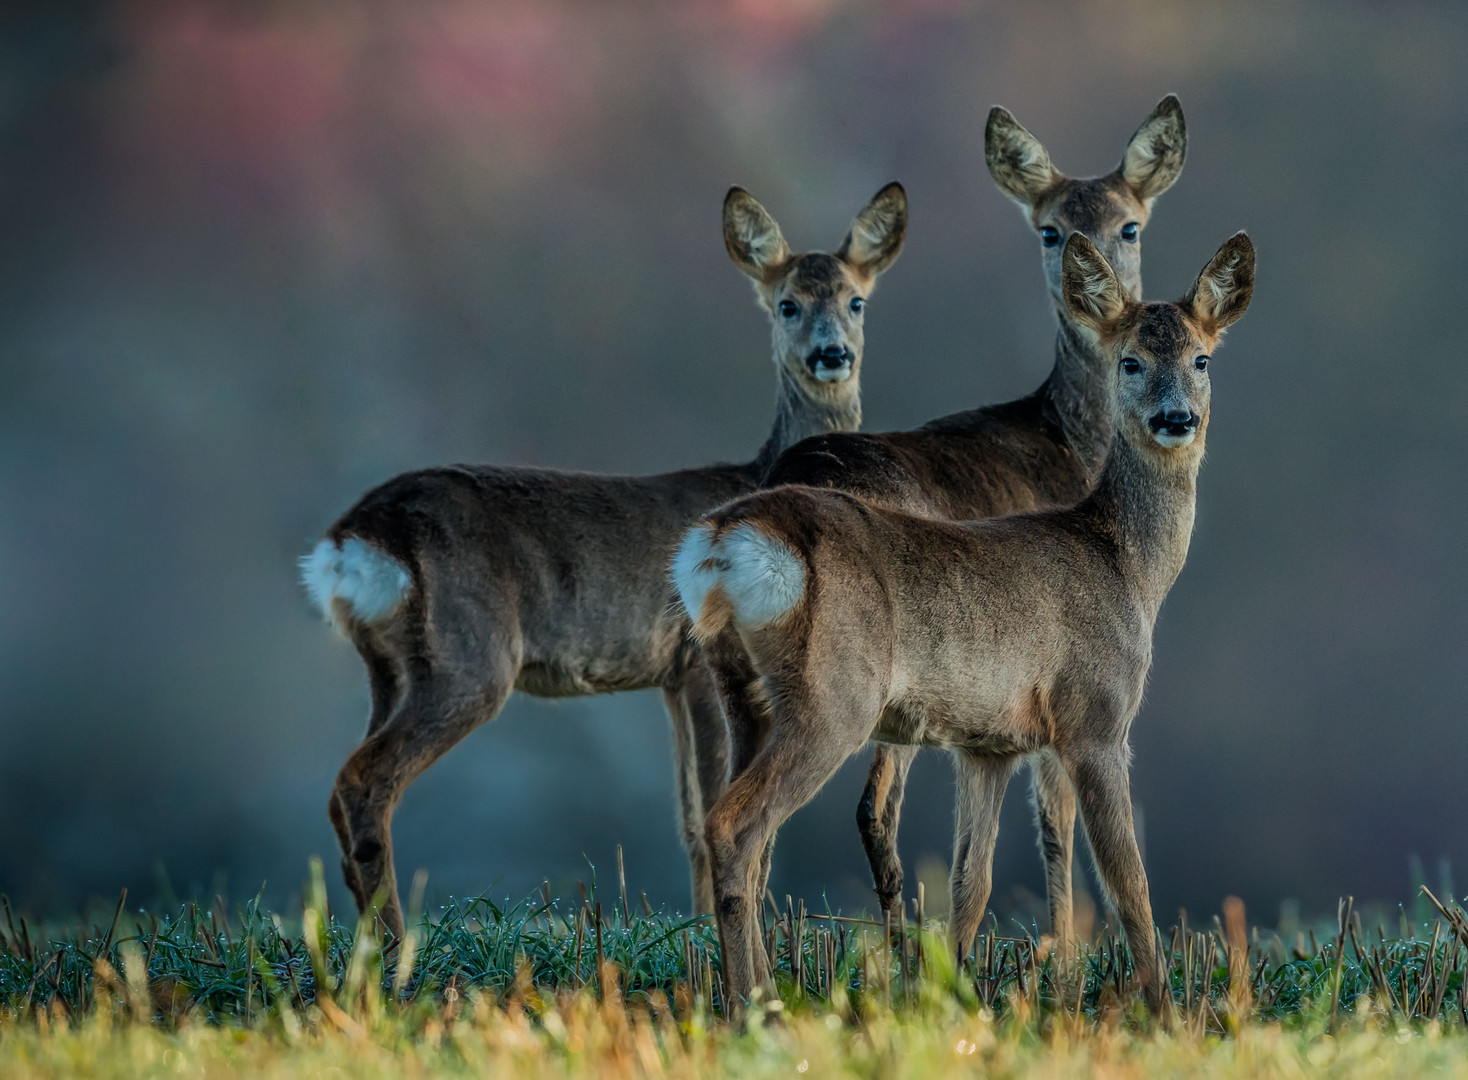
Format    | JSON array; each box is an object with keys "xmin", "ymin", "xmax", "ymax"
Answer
[
  {"xmin": 671, "ymin": 520, "xmax": 806, "ymax": 642},
  {"xmin": 300, "ymin": 536, "xmax": 412, "ymax": 632}
]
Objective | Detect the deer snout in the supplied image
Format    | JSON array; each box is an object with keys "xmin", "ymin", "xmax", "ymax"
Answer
[
  {"xmin": 1147, "ymin": 407, "xmax": 1198, "ymax": 446},
  {"xmin": 808, "ymin": 343, "xmax": 853, "ymax": 382}
]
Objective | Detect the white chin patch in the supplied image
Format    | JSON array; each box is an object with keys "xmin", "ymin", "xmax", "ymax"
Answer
[
  {"xmin": 1152, "ymin": 430, "xmax": 1197, "ymax": 449},
  {"xmin": 813, "ymin": 364, "xmax": 852, "ymax": 383}
]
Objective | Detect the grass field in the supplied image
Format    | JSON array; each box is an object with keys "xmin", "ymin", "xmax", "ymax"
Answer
[{"xmin": 6, "ymin": 859, "xmax": 1468, "ymax": 1077}]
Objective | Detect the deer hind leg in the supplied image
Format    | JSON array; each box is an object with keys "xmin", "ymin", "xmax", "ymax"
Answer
[
  {"xmin": 330, "ymin": 635, "xmax": 402, "ymax": 913},
  {"xmin": 704, "ymin": 685, "xmax": 879, "ymax": 1009},
  {"xmin": 664, "ymin": 661, "xmax": 730, "ymax": 916},
  {"xmin": 705, "ymin": 632, "xmax": 782, "ymax": 941},
  {"xmin": 704, "ymin": 629, "xmax": 770, "ymax": 782},
  {"xmin": 689, "ymin": 665, "xmax": 733, "ymax": 829},
  {"xmin": 1063, "ymin": 741, "xmax": 1161, "ymax": 1009},
  {"xmin": 857, "ymin": 744, "xmax": 918, "ymax": 921},
  {"xmin": 948, "ymin": 752, "xmax": 1016, "ymax": 967},
  {"xmin": 332, "ymin": 649, "xmax": 516, "ymax": 938},
  {"xmin": 1030, "ymin": 748, "xmax": 1077, "ymax": 954}
]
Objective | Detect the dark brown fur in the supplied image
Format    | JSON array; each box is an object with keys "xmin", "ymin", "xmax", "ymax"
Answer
[
  {"xmin": 705, "ymin": 97, "xmax": 1187, "ymax": 940},
  {"xmin": 310, "ymin": 184, "xmax": 907, "ymax": 934},
  {"xmin": 681, "ymin": 231, "xmax": 1255, "ymax": 1009}
]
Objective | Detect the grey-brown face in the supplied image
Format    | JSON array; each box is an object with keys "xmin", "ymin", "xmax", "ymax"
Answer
[
  {"xmin": 1032, "ymin": 177, "xmax": 1150, "ymax": 302},
  {"xmin": 722, "ymin": 182, "xmax": 907, "ymax": 392},
  {"xmin": 768, "ymin": 253, "xmax": 869, "ymax": 386},
  {"xmin": 985, "ymin": 95, "xmax": 1187, "ymax": 307},
  {"xmin": 1112, "ymin": 303, "xmax": 1213, "ymax": 450},
  {"xmin": 1060, "ymin": 230, "xmax": 1256, "ymax": 455}
]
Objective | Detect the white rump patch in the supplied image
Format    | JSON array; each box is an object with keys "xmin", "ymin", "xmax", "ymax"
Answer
[
  {"xmin": 671, "ymin": 524, "xmax": 720, "ymax": 625},
  {"xmin": 717, "ymin": 523, "xmax": 806, "ymax": 629},
  {"xmin": 673, "ymin": 521, "xmax": 807, "ymax": 632},
  {"xmin": 300, "ymin": 537, "xmax": 411, "ymax": 630}
]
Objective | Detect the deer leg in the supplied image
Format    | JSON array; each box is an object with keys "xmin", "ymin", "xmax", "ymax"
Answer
[
  {"xmin": 689, "ymin": 670, "xmax": 732, "ymax": 826},
  {"xmin": 1030, "ymin": 748, "xmax": 1077, "ymax": 954},
  {"xmin": 327, "ymin": 789, "xmax": 365, "ymax": 911},
  {"xmin": 330, "ymin": 635, "xmax": 401, "ymax": 912},
  {"xmin": 704, "ymin": 630, "xmax": 768, "ymax": 781},
  {"xmin": 361, "ymin": 636, "xmax": 402, "ymax": 737},
  {"xmin": 1063, "ymin": 742, "xmax": 1161, "ymax": 1010},
  {"xmin": 665, "ymin": 662, "xmax": 730, "ymax": 917},
  {"xmin": 663, "ymin": 686, "xmax": 709, "ymax": 917},
  {"xmin": 857, "ymin": 744, "xmax": 918, "ymax": 920},
  {"xmin": 705, "ymin": 705, "xmax": 875, "ymax": 1009},
  {"xmin": 332, "ymin": 664, "xmax": 512, "ymax": 938},
  {"xmin": 948, "ymin": 752, "xmax": 1016, "ymax": 965}
]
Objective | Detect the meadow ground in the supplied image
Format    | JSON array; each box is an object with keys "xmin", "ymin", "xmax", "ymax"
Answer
[{"xmin": 6, "ymin": 859, "xmax": 1468, "ymax": 1077}]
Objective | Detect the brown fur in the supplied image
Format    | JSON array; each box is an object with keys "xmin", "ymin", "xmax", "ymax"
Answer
[
  {"xmin": 704, "ymin": 98, "xmax": 1187, "ymax": 938},
  {"xmin": 312, "ymin": 184, "xmax": 906, "ymax": 934},
  {"xmin": 683, "ymin": 230, "xmax": 1255, "ymax": 1009}
]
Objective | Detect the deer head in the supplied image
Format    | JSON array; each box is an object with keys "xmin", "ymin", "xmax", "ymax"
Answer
[
  {"xmin": 986, "ymin": 95, "xmax": 1186, "ymax": 305},
  {"xmin": 723, "ymin": 183, "xmax": 907, "ymax": 393},
  {"xmin": 1061, "ymin": 231, "xmax": 1255, "ymax": 455}
]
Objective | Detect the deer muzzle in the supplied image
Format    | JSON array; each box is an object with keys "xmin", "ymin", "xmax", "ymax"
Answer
[
  {"xmin": 1148, "ymin": 408, "xmax": 1198, "ymax": 446},
  {"xmin": 808, "ymin": 344, "xmax": 853, "ymax": 382}
]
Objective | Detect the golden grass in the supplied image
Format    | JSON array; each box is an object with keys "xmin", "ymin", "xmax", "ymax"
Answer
[{"xmin": 4, "ymin": 989, "xmax": 1468, "ymax": 1080}]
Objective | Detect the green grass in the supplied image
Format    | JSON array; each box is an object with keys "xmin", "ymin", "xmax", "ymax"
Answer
[{"xmin": 7, "ymin": 861, "xmax": 1468, "ymax": 1076}]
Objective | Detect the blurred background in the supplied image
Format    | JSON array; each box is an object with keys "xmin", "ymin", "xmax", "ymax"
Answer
[{"xmin": 2, "ymin": 0, "xmax": 1465, "ymax": 928}]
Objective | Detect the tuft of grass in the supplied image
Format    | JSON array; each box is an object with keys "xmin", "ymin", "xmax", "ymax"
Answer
[
  {"xmin": 5, "ymin": 860, "xmax": 1468, "ymax": 1044},
  {"xmin": 6, "ymin": 971, "xmax": 1468, "ymax": 1079}
]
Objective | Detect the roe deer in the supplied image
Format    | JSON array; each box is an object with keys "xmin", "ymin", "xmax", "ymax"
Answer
[
  {"xmin": 699, "ymin": 97, "xmax": 1186, "ymax": 940},
  {"xmin": 676, "ymin": 230, "xmax": 1254, "ymax": 1008},
  {"xmin": 301, "ymin": 184, "xmax": 907, "ymax": 934}
]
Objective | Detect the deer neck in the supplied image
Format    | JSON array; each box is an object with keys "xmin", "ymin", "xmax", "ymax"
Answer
[
  {"xmin": 1040, "ymin": 311, "xmax": 1115, "ymax": 483},
  {"xmin": 1090, "ymin": 433, "xmax": 1203, "ymax": 621},
  {"xmin": 754, "ymin": 365, "xmax": 862, "ymax": 475}
]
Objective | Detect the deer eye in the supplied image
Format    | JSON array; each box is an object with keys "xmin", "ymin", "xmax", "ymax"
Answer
[
  {"xmin": 1195, "ymin": 355, "xmax": 1209, "ymax": 371},
  {"xmin": 778, "ymin": 300, "xmax": 799, "ymax": 319},
  {"xmin": 1120, "ymin": 357, "xmax": 1142, "ymax": 374},
  {"xmin": 1040, "ymin": 226, "xmax": 1062, "ymax": 248},
  {"xmin": 1121, "ymin": 222, "xmax": 1139, "ymax": 242},
  {"xmin": 850, "ymin": 297, "xmax": 865, "ymax": 314}
]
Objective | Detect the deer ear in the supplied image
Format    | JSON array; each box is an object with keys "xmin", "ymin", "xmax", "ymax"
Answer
[
  {"xmin": 723, "ymin": 188, "xmax": 792, "ymax": 283},
  {"xmin": 837, "ymin": 181, "xmax": 907, "ymax": 278},
  {"xmin": 1118, "ymin": 94, "xmax": 1187, "ymax": 202},
  {"xmin": 1061, "ymin": 233, "xmax": 1130, "ymax": 331},
  {"xmin": 1185, "ymin": 232, "xmax": 1255, "ymax": 333},
  {"xmin": 985, "ymin": 107, "xmax": 1059, "ymax": 206}
]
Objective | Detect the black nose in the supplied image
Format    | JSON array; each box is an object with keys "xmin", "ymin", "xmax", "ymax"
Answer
[
  {"xmin": 1148, "ymin": 409, "xmax": 1197, "ymax": 435},
  {"xmin": 811, "ymin": 345, "xmax": 850, "ymax": 369}
]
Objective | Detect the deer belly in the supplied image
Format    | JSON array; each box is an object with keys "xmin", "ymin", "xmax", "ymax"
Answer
[
  {"xmin": 919, "ymin": 709, "xmax": 1048, "ymax": 756},
  {"xmin": 514, "ymin": 592, "xmax": 683, "ymax": 697},
  {"xmin": 884, "ymin": 676, "xmax": 1050, "ymax": 756}
]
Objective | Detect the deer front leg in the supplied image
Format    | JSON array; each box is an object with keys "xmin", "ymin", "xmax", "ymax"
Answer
[
  {"xmin": 948, "ymin": 752, "xmax": 1015, "ymax": 966},
  {"xmin": 664, "ymin": 661, "xmax": 730, "ymax": 916},
  {"xmin": 1030, "ymin": 748, "xmax": 1077, "ymax": 953},
  {"xmin": 1064, "ymin": 741, "xmax": 1162, "ymax": 1010},
  {"xmin": 664, "ymin": 685, "xmax": 712, "ymax": 916},
  {"xmin": 857, "ymin": 744, "xmax": 917, "ymax": 920}
]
